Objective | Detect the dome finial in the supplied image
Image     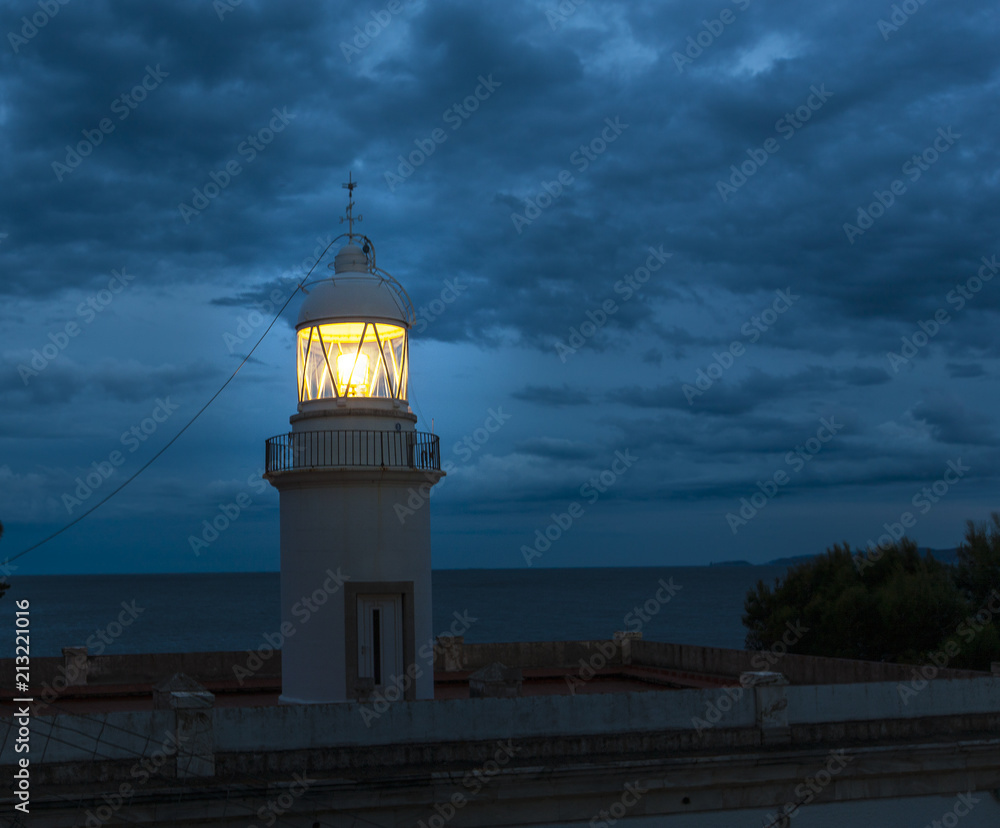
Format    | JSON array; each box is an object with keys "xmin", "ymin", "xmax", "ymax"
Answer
[{"xmin": 340, "ymin": 171, "xmax": 363, "ymax": 239}]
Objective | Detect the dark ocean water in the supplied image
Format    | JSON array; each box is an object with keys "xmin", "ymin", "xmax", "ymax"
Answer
[{"xmin": 0, "ymin": 566, "xmax": 791, "ymax": 658}]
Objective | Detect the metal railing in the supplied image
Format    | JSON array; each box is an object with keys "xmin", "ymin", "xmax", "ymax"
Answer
[{"xmin": 265, "ymin": 429, "xmax": 441, "ymax": 473}]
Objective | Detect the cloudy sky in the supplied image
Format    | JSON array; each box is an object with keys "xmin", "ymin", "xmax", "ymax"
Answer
[{"xmin": 1, "ymin": 0, "xmax": 998, "ymax": 574}]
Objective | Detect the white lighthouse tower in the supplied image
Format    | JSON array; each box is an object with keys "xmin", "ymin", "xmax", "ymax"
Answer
[{"xmin": 264, "ymin": 177, "xmax": 443, "ymax": 704}]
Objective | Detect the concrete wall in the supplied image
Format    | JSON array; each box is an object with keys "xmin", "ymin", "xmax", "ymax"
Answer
[
  {"xmin": 0, "ymin": 710, "xmax": 175, "ymax": 766},
  {"xmin": 0, "ymin": 650, "xmax": 281, "ymax": 693},
  {"xmin": 786, "ymin": 677, "xmax": 1000, "ymax": 723},
  {"xmin": 215, "ymin": 676, "xmax": 1000, "ymax": 753},
  {"xmin": 629, "ymin": 640, "xmax": 983, "ymax": 684},
  {"xmin": 88, "ymin": 650, "xmax": 279, "ymax": 685},
  {"xmin": 439, "ymin": 640, "xmax": 627, "ymax": 671},
  {"xmin": 215, "ymin": 686, "xmax": 747, "ymax": 752},
  {"xmin": 8, "ymin": 677, "xmax": 998, "ymax": 767},
  {"xmin": 430, "ymin": 638, "xmax": 985, "ymax": 684},
  {"xmin": 5, "ymin": 636, "xmax": 983, "ymax": 697}
]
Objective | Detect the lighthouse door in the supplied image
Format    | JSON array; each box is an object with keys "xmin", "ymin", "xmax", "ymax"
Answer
[{"xmin": 357, "ymin": 594, "xmax": 404, "ymax": 690}]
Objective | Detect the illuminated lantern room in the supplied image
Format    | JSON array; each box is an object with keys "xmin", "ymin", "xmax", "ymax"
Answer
[{"xmin": 295, "ymin": 220, "xmax": 412, "ymax": 410}]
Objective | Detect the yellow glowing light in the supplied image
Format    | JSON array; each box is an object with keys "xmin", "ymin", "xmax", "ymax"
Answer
[
  {"xmin": 304, "ymin": 322, "xmax": 406, "ymax": 343},
  {"xmin": 296, "ymin": 322, "xmax": 408, "ymax": 402},
  {"xmin": 337, "ymin": 352, "xmax": 369, "ymax": 394}
]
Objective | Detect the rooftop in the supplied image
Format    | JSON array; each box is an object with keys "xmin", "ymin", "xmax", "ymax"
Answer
[{"xmin": 2, "ymin": 634, "xmax": 987, "ymax": 716}]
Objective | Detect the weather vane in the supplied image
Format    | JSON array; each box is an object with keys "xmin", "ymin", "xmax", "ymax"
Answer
[{"xmin": 340, "ymin": 172, "xmax": 363, "ymax": 237}]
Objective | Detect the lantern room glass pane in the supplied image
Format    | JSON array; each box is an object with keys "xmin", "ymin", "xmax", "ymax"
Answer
[{"xmin": 297, "ymin": 322, "xmax": 407, "ymax": 402}]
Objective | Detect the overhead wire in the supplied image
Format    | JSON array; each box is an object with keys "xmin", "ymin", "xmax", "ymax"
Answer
[{"xmin": 4, "ymin": 236, "xmax": 344, "ymax": 566}]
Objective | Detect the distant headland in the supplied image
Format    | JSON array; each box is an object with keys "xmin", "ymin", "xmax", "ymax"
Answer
[{"xmin": 711, "ymin": 547, "xmax": 961, "ymax": 567}]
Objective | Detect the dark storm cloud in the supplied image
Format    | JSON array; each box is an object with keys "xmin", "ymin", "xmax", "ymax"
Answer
[
  {"xmin": 514, "ymin": 437, "xmax": 596, "ymax": 461},
  {"xmin": 512, "ymin": 384, "xmax": 591, "ymax": 407},
  {"xmin": 1, "ymin": 0, "xmax": 999, "ymax": 570},
  {"xmin": 2, "ymin": 1, "xmax": 368, "ymax": 295},
  {"xmin": 601, "ymin": 406, "xmax": 985, "ymax": 505},
  {"xmin": 946, "ymin": 363, "xmax": 986, "ymax": 379},
  {"xmin": 0, "ymin": 356, "xmax": 217, "ymax": 406},
  {"xmin": 2, "ymin": 0, "xmax": 995, "ymax": 339},
  {"xmin": 601, "ymin": 407, "xmax": 858, "ymax": 470},
  {"xmin": 909, "ymin": 399, "xmax": 997, "ymax": 446},
  {"xmin": 612, "ymin": 365, "xmax": 890, "ymax": 416}
]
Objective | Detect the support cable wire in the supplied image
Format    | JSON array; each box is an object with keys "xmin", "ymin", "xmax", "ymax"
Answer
[{"xmin": 4, "ymin": 236, "xmax": 344, "ymax": 566}]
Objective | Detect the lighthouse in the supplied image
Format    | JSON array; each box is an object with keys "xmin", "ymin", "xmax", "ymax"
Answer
[{"xmin": 264, "ymin": 177, "xmax": 443, "ymax": 704}]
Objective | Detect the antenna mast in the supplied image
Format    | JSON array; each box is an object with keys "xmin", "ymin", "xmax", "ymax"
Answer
[{"xmin": 340, "ymin": 172, "xmax": 363, "ymax": 239}]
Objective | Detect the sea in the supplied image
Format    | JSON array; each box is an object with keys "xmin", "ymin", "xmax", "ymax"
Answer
[{"xmin": 0, "ymin": 566, "xmax": 791, "ymax": 658}]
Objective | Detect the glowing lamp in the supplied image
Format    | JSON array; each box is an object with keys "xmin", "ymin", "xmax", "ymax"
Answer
[{"xmin": 337, "ymin": 352, "xmax": 369, "ymax": 395}]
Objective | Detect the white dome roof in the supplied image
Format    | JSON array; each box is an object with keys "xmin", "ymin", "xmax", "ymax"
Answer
[{"xmin": 296, "ymin": 243, "xmax": 413, "ymax": 328}]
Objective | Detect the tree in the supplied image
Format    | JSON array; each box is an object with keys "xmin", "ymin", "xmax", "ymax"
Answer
[
  {"xmin": 955, "ymin": 512, "xmax": 1000, "ymax": 608},
  {"xmin": 743, "ymin": 535, "xmax": 999, "ymax": 670}
]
